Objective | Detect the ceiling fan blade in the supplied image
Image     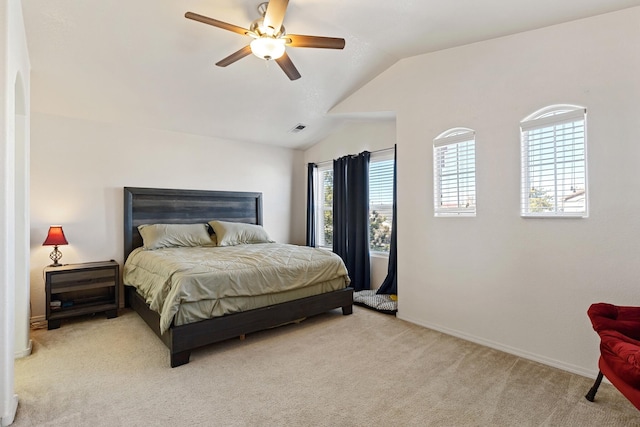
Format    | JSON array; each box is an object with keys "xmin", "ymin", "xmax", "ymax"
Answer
[
  {"xmin": 285, "ymin": 34, "xmax": 345, "ymax": 49},
  {"xmin": 185, "ymin": 12, "xmax": 249, "ymax": 36},
  {"xmin": 275, "ymin": 52, "xmax": 301, "ymax": 81},
  {"xmin": 216, "ymin": 45, "xmax": 253, "ymax": 67},
  {"xmin": 263, "ymin": 0, "xmax": 289, "ymax": 34}
]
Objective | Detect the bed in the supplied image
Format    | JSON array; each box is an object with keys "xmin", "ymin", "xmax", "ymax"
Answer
[{"xmin": 123, "ymin": 187, "xmax": 353, "ymax": 367}]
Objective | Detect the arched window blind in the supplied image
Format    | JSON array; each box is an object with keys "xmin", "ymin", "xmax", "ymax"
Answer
[
  {"xmin": 433, "ymin": 129, "xmax": 476, "ymax": 216},
  {"xmin": 520, "ymin": 106, "xmax": 588, "ymax": 217}
]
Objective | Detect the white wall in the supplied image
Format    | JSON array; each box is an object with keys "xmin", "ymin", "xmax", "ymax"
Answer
[
  {"xmin": 331, "ymin": 8, "xmax": 640, "ymax": 376},
  {"xmin": 29, "ymin": 113, "xmax": 302, "ymax": 319},
  {"xmin": 303, "ymin": 119, "xmax": 396, "ymax": 164},
  {"xmin": 1, "ymin": 0, "xmax": 30, "ymax": 424},
  {"xmin": 12, "ymin": 74, "xmax": 30, "ymax": 362},
  {"xmin": 303, "ymin": 119, "xmax": 396, "ymax": 289}
]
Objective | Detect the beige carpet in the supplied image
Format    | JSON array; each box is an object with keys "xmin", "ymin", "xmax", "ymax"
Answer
[{"xmin": 12, "ymin": 307, "xmax": 640, "ymax": 426}]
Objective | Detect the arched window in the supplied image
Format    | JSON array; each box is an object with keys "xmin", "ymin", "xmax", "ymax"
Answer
[
  {"xmin": 433, "ymin": 128, "xmax": 476, "ymax": 216},
  {"xmin": 520, "ymin": 105, "xmax": 587, "ymax": 217}
]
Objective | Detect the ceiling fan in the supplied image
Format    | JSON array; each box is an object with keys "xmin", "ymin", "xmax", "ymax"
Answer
[{"xmin": 185, "ymin": 0, "xmax": 345, "ymax": 81}]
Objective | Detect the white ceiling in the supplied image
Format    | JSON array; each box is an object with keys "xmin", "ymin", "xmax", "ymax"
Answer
[{"xmin": 21, "ymin": 0, "xmax": 640, "ymax": 149}]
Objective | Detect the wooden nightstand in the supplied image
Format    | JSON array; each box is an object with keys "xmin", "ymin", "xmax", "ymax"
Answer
[{"xmin": 45, "ymin": 260, "xmax": 119, "ymax": 330}]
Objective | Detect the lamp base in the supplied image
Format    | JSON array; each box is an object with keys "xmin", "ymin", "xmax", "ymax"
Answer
[{"xmin": 49, "ymin": 246, "xmax": 63, "ymax": 267}]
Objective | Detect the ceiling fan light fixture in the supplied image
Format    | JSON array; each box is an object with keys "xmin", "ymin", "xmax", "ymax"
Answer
[
  {"xmin": 250, "ymin": 36, "xmax": 286, "ymax": 61},
  {"xmin": 185, "ymin": 0, "xmax": 345, "ymax": 80}
]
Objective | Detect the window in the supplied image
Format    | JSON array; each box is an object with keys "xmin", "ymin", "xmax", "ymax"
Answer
[
  {"xmin": 369, "ymin": 150, "xmax": 394, "ymax": 253},
  {"xmin": 520, "ymin": 105, "xmax": 587, "ymax": 217},
  {"xmin": 433, "ymin": 128, "xmax": 476, "ymax": 216},
  {"xmin": 315, "ymin": 163, "xmax": 333, "ymax": 248},
  {"xmin": 313, "ymin": 149, "xmax": 395, "ymax": 254}
]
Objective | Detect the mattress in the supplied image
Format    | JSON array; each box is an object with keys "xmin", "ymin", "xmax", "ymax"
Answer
[{"xmin": 123, "ymin": 243, "xmax": 350, "ymax": 333}]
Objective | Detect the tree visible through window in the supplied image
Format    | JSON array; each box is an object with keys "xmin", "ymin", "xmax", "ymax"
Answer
[
  {"xmin": 316, "ymin": 165, "xmax": 333, "ymax": 248},
  {"xmin": 369, "ymin": 152, "xmax": 394, "ymax": 253}
]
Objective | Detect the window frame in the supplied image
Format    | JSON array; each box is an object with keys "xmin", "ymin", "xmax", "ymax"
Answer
[
  {"xmin": 433, "ymin": 128, "xmax": 477, "ymax": 217},
  {"xmin": 520, "ymin": 105, "xmax": 588, "ymax": 218}
]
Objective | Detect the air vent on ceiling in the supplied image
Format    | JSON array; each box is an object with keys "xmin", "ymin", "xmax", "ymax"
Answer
[{"xmin": 290, "ymin": 123, "xmax": 307, "ymax": 133}]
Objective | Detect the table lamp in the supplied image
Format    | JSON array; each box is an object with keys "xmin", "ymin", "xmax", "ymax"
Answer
[{"xmin": 42, "ymin": 225, "xmax": 68, "ymax": 267}]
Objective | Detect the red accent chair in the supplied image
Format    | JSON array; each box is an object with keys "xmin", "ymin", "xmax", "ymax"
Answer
[{"xmin": 585, "ymin": 303, "xmax": 640, "ymax": 410}]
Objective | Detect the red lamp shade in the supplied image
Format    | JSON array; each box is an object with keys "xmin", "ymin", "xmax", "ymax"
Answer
[
  {"xmin": 43, "ymin": 226, "xmax": 68, "ymax": 266},
  {"xmin": 42, "ymin": 226, "xmax": 68, "ymax": 246}
]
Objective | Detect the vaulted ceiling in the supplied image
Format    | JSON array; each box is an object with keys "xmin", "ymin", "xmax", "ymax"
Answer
[{"xmin": 21, "ymin": 0, "xmax": 640, "ymax": 149}]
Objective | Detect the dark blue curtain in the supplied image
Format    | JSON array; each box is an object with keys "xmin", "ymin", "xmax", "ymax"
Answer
[
  {"xmin": 333, "ymin": 151, "xmax": 370, "ymax": 291},
  {"xmin": 306, "ymin": 163, "xmax": 317, "ymax": 247},
  {"xmin": 333, "ymin": 157, "xmax": 348, "ymax": 260},
  {"xmin": 377, "ymin": 145, "xmax": 397, "ymax": 295}
]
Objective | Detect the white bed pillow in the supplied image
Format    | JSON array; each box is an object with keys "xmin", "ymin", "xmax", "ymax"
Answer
[
  {"xmin": 138, "ymin": 223, "xmax": 214, "ymax": 250},
  {"xmin": 208, "ymin": 220, "xmax": 274, "ymax": 246}
]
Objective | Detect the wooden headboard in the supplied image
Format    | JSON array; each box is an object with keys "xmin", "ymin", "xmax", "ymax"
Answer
[{"xmin": 123, "ymin": 187, "xmax": 263, "ymax": 260}]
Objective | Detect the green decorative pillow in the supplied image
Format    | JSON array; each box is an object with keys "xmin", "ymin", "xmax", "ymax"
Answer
[
  {"xmin": 138, "ymin": 223, "xmax": 214, "ymax": 250},
  {"xmin": 208, "ymin": 220, "xmax": 274, "ymax": 246}
]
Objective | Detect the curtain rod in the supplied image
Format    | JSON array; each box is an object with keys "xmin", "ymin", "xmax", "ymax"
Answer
[{"xmin": 310, "ymin": 146, "xmax": 394, "ymax": 167}]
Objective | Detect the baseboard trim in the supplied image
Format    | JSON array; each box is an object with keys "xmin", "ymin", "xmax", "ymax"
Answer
[
  {"xmin": 397, "ymin": 313, "xmax": 597, "ymax": 379},
  {"xmin": 0, "ymin": 394, "xmax": 18, "ymax": 427},
  {"xmin": 14, "ymin": 339, "xmax": 32, "ymax": 359},
  {"xmin": 30, "ymin": 315, "xmax": 45, "ymax": 323}
]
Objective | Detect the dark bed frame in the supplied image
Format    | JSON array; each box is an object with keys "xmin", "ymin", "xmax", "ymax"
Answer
[{"xmin": 123, "ymin": 187, "xmax": 353, "ymax": 367}]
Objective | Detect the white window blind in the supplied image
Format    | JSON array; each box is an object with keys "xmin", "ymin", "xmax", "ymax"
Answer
[
  {"xmin": 433, "ymin": 130, "xmax": 476, "ymax": 216},
  {"xmin": 520, "ymin": 108, "xmax": 587, "ymax": 217},
  {"xmin": 369, "ymin": 150, "xmax": 394, "ymax": 253}
]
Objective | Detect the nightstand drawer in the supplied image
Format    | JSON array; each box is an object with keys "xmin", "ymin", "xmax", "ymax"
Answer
[{"xmin": 50, "ymin": 269, "xmax": 116, "ymax": 292}]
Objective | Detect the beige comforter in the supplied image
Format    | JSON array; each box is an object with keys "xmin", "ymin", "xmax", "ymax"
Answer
[{"xmin": 123, "ymin": 243, "xmax": 350, "ymax": 333}]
